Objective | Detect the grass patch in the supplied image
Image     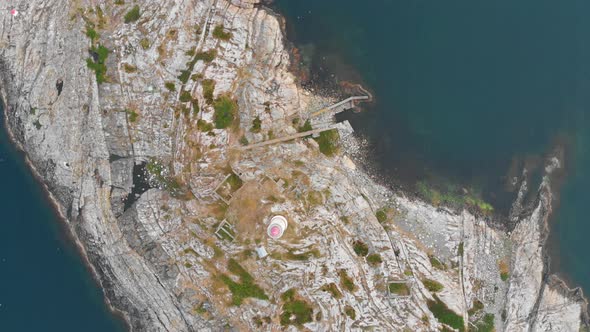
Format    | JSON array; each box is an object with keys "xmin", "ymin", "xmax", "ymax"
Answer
[
  {"xmin": 86, "ymin": 44, "xmax": 109, "ymax": 84},
  {"xmin": 314, "ymin": 129, "xmax": 340, "ymax": 156},
  {"xmin": 366, "ymin": 253, "xmax": 382, "ymax": 266},
  {"xmin": 458, "ymin": 242, "xmax": 464, "ymax": 257},
  {"xmin": 197, "ymin": 119, "xmax": 213, "ymax": 132},
  {"xmin": 352, "ymin": 240, "xmax": 369, "ymax": 257},
  {"xmin": 429, "ymin": 255, "xmax": 447, "ymax": 270},
  {"xmin": 179, "ymin": 90, "xmax": 192, "ymax": 102},
  {"xmin": 195, "ymin": 49, "xmax": 217, "ymax": 63},
  {"xmin": 376, "ymin": 209, "xmax": 387, "ymax": 223},
  {"xmin": 499, "ymin": 260, "xmax": 510, "ymax": 281},
  {"xmin": 85, "ymin": 25, "xmax": 99, "ymax": 43},
  {"xmin": 388, "ymin": 282, "xmax": 410, "ymax": 296},
  {"xmin": 139, "ymin": 38, "xmax": 150, "ymax": 50},
  {"xmin": 124, "ymin": 5, "xmax": 141, "ymax": 23},
  {"xmin": 344, "ymin": 306, "xmax": 356, "ymax": 320},
  {"xmin": 192, "ymin": 99, "xmax": 199, "ymax": 114},
  {"xmin": 226, "ymin": 173, "xmax": 243, "ymax": 191},
  {"xmin": 177, "ymin": 70, "xmax": 191, "ymax": 84},
  {"xmin": 427, "ymin": 294, "xmax": 465, "ymax": 332},
  {"xmin": 298, "ymin": 119, "xmax": 312, "ymax": 132},
  {"xmin": 339, "ymin": 270, "xmax": 356, "ymax": 292},
  {"xmin": 279, "ymin": 289, "xmax": 313, "ymax": 327},
  {"xmin": 474, "ymin": 313, "xmax": 494, "ymax": 332},
  {"xmin": 212, "ymin": 25, "xmax": 232, "ymax": 41},
  {"xmin": 122, "ymin": 63, "xmax": 137, "ymax": 73},
  {"xmin": 284, "ymin": 249, "xmax": 320, "ymax": 261},
  {"xmin": 468, "ymin": 299, "xmax": 484, "ymax": 316},
  {"xmin": 213, "ymin": 95, "xmax": 237, "ymax": 129},
  {"xmin": 126, "ymin": 109, "xmax": 138, "ymax": 122},
  {"xmin": 202, "ymin": 79, "xmax": 215, "ymax": 104},
  {"xmin": 251, "ymin": 116, "xmax": 262, "ymax": 133},
  {"xmin": 164, "ymin": 82, "xmax": 176, "ymax": 92},
  {"xmin": 239, "ymin": 135, "xmax": 249, "ymax": 146},
  {"xmin": 220, "ymin": 259, "xmax": 268, "ymax": 306},
  {"xmin": 422, "ymin": 278, "xmax": 444, "ymax": 292},
  {"xmin": 321, "ymin": 283, "xmax": 342, "ymax": 299}
]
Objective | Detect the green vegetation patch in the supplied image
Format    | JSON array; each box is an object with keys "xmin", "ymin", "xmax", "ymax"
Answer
[
  {"xmin": 251, "ymin": 116, "xmax": 262, "ymax": 133},
  {"xmin": 352, "ymin": 240, "xmax": 369, "ymax": 257},
  {"xmin": 213, "ymin": 95, "xmax": 237, "ymax": 129},
  {"xmin": 123, "ymin": 63, "xmax": 137, "ymax": 73},
  {"xmin": 388, "ymin": 282, "xmax": 410, "ymax": 296},
  {"xmin": 178, "ymin": 70, "xmax": 191, "ymax": 84},
  {"xmin": 145, "ymin": 159, "xmax": 187, "ymax": 197},
  {"xmin": 468, "ymin": 299, "xmax": 484, "ymax": 316},
  {"xmin": 284, "ymin": 248, "xmax": 320, "ymax": 261},
  {"xmin": 220, "ymin": 259, "xmax": 268, "ymax": 306},
  {"xmin": 197, "ymin": 119, "xmax": 213, "ymax": 132},
  {"xmin": 344, "ymin": 305, "xmax": 356, "ymax": 320},
  {"xmin": 126, "ymin": 109, "xmax": 139, "ymax": 122},
  {"xmin": 226, "ymin": 173, "xmax": 243, "ymax": 192},
  {"xmin": 212, "ymin": 25, "xmax": 232, "ymax": 41},
  {"xmin": 202, "ymin": 79, "xmax": 216, "ymax": 104},
  {"xmin": 195, "ymin": 49, "xmax": 217, "ymax": 63},
  {"xmin": 501, "ymin": 271, "xmax": 510, "ymax": 281},
  {"xmin": 85, "ymin": 25, "xmax": 99, "ymax": 43},
  {"xmin": 474, "ymin": 313, "xmax": 495, "ymax": 332},
  {"xmin": 429, "ymin": 255, "xmax": 447, "ymax": 270},
  {"xmin": 139, "ymin": 38, "xmax": 150, "ymax": 50},
  {"xmin": 279, "ymin": 289, "xmax": 313, "ymax": 327},
  {"xmin": 416, "ymin": 180, "xmax": 494, "ymax": 214},
  {"xmin": 314, "ymin": 129, "xmax": 340, "ymax": 156},
  {"xmin": 422, "ymin": 278, "xmax": 444, "ymax": 292},
  {"xmin": 321, "ymin": 283, "xmax": 342, "ymax": 299},
  {"xmin": 339, "ymin": 270, "xmax": 356, "ymax": 292},
  {"xmin": 427, "ymin": 294, "xmax": 465, "ymax": 332},
  {"xmin": 179, "ymin": 90, "xmax": 192, "ymax": 102},
  {"xmin": 366, "ymin": 253, "xmax": 383, "ymax": 266},
  {"xmin": 164, "ymin": 82, "xmax": 176, "ymax": 92},
  {"xmin": 239, "ymin": 135, "xmax": 249, "ymax": 146},
  {"xmin": 124, "ymin": 5, "xmax": 141, "ymax": 23},
  {"xmin": 192, "ymin": 99, "xmax": 200, "ymax": 114},
  {"xmin": 86, "ymin": 44, "xmax": 109, "ymax": 84},
  {"xmin": 376, "ymin": 209, "xmax": 387, "ymax": 223},
  {"xmin": 298, "ymin": 119, "xmax": 312, "ymax": 132},
  {"xmin": 458, "ymin": 242, "xmax": 464, "ymax": 257}
]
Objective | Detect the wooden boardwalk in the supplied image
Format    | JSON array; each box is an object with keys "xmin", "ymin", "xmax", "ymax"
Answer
[
  {"xmin": 311, "ymin": 96, "xmax": 369, "ymax": 117},
  {"xmin": 237, "ymin": 96, "xmax": 367, "ymax": 151},
  {"xmin": 237, "ymin": 124, "xmax": 340, "ymax": 151}
]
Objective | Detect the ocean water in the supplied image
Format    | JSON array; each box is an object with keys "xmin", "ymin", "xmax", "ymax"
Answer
[
  {"xmin": 275, "ymin": 0, "xmax": 590, "ymax": 297},
  {"xmin": 0, "ymin": 104, "xmax": 126, "ymax": 331}
]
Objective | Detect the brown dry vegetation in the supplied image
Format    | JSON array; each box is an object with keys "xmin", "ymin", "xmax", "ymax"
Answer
[{"xmin": 226, "ymin": 180, "xmax": 282, "ymax": 239}]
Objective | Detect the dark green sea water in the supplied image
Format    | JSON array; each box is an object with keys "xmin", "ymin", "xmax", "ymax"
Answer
[
  {"xmin": 0, "ymin": 104, "xmax": 126, "ymax": 331},
  {"xmin": 276, "ymin": 0, "xmax": 590, "ymax": 297}
]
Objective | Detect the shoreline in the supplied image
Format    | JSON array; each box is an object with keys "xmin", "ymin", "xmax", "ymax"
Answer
[{"xmin": 0, "ymin": 91, "xmax": 132, "ymax": 331}]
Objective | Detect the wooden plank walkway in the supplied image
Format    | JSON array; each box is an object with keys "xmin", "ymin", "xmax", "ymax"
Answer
[
  {"xmin": 237, "ymin": 124, "xmax": 340, "ymax": 151},
  {"xmin": 311, "ymin": 96, "xmax": 369, "ymax": 117}
]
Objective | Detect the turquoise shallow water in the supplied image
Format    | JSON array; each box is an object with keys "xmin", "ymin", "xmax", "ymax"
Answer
[
  {"xmin": 276, "ymin": 0, "xmax": 590, "ymax": 298},
  {"xmin": 0, "ymin": 104, "xmax": 126, "ymax": 331}
]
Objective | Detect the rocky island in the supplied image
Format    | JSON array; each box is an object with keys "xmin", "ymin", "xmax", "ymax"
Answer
[{"xmin": 1, "ymin": 0, "xmax": 588, "ymax": 331}]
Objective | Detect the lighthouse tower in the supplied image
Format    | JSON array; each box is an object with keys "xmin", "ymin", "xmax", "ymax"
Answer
[{"xmin": 267, "ymin": 215, "xmax": 288, "ymax": 240}]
